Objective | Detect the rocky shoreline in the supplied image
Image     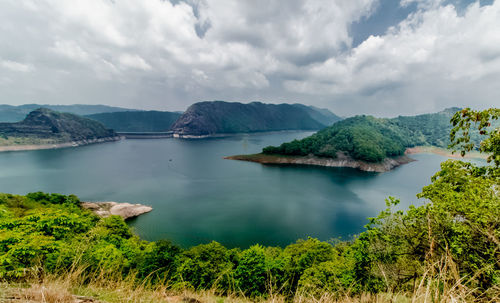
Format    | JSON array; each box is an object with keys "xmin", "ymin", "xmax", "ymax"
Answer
[
  {"xmin": 225, "ymin": 152, "xmax": 415, "ymax": 172},
  {"xmin": 80, "ymin": 201, "xmax": 153, "ymax": 220},
  {"xmin": 0, "ymin": 136, "xmax": 122, "ymax": 152}
]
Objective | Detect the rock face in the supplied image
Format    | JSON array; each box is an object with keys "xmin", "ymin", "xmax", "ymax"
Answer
[
  {"xmin": 170, "ymin": 101, "xmax": 341, "ymax": 137},
  {"xmin": 226, "ymin": 152, "xmax": 415, "ymax": 172},
  {"xmin": 81, "ymin": 201, "xmax": 153, "ymax": 220},
  {"xmin": 0, "ymin": 108, "xmax": 120, "ymax": 145}
]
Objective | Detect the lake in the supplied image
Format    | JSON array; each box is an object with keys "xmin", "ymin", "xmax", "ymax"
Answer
[{"xmin": 0, "ymin": 131, "xmax": 456, "ymax": 248}]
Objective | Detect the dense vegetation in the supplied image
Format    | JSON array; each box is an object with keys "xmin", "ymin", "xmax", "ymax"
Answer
[
  {"xmin": 0, "ymin": 108, "xmax": 117, "ymax": 144},
  {"xmin": 262, "ymin": 108, "xmax": 466, "ymax": 162},
  {"xmin": 0, "ymin": 104, "xmax": 136, "ymax": 123},
  {"xmin": 86, "ymin": 111, "xmax": 182, "ymax": 132},
  {"xmin": 170, "ymin": 101, "xmax": 341, "ymax": 136},
  {"xmin": 0, "ymin": 108, "xmax": 498, "ymax": 302}
]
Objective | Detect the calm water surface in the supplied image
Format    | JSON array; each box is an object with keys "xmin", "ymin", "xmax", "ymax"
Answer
[{"xmin": 0, "ymin": 131, "xmax": 456, "ymax": 247}]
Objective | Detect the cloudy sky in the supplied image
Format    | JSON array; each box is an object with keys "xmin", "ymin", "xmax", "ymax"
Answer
[{"xmin": 0, "ymin": 0, "xmax": 499, "ymax": 116}]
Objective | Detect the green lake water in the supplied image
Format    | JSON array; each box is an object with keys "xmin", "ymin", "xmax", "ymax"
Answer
[{"xmin": 0, "ymin": 131, "xmax": 458, "ymax": 247}]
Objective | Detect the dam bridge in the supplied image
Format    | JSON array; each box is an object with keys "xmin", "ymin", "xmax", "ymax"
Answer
[{"xmin": 117, "ymin": 131, "xmax": 174, "ymax": 139}]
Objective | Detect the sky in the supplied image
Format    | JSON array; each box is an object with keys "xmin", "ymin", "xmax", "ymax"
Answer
[{"xmin": 0, "ymin": 0, "xmax": 499, "ymax": 117}]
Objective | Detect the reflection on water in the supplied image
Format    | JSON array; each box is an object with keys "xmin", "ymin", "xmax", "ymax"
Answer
[{"xmin": 0, "ymin": 131, "xmax": 465, "ymax": 248}]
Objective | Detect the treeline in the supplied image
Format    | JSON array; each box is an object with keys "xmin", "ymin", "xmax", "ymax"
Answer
[
  {"xmin": 1, "ymin": 164, "xmax": 498, "ymax": 300},
  {"xmin": 262, "ymin": 108, "xmax": 474, "ymax": 162},
  {"xmin": 0, "ymin": 108, "xmax": 498, "ymax": 301}
]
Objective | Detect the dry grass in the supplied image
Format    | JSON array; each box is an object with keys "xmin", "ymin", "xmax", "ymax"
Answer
[{"xmin": 1, "ymin": 260, "xmax": 498, "ymax": 303}]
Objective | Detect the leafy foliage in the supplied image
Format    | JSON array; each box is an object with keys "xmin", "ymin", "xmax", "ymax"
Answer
[
  {"xmin": 86, "ymin": 111, "xmax": 182, "ymax": 132},
  {"xmin": 0, "ymin": 107, "xmax": 498, "ymax": 300},
  {"xmin": 262, "ymin": 108, "xmax": 477, "ymax": 163}
]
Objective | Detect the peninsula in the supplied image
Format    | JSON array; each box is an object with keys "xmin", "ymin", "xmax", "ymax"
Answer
[
  {"xmin": 226, "ymin": 108, "xmax": 477, "ymax": 172},
  {"xmin": 0, "ymin": 108, "xmax": 120, "ymax": 152}
]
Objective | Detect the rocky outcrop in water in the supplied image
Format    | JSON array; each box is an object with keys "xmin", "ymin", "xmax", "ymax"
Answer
[
  {"xmin": 80, "ymin": 201, "xmax": 153, "ymax": 220},
  {"xmin": 226, "ymin": 152, "xmax": 415, "ymax": 172}
]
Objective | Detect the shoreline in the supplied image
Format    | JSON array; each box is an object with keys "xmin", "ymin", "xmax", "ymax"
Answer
[
  {"xmin": 226, "ymin": 145, "xmax": 487, "ymax": 173},
  {"xmin": 172, "ymin": 129, "xmax": 316, "ymax": 139},
  {"xmin": 225, "ymin": 153, "xmax": 415, "ymax": 173},
  {"xmin": 0, "ymin": 136, "xmax": 122, "ymax": 153},
  {"xmin": 404, "ymin": 146, "xmax": 487, "ymax": 159},
  {"xmin": 80, "ymin": 201, "xmax": 152, "ymax": 220}
]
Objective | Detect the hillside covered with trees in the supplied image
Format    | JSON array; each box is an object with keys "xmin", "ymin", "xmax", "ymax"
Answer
[
  {"xmin": 0, "ymin": 108, "xmax": 498, "ymax": 302},
  {"xmin": 170, "ymin": 101, "xmax": 341, "ymax": 136},
  {"xmin": 0, "ymin": 104, "xmax": 137, "ymax": 123},
  {"xmin": 0, "ymin": 108, "xmax": 118, "ymax": 146},
  {"xmin": 86, "ymin": 111, "xmax": 182, "ymax": 132},
  {"xmin": 262, "ymin": 108, "xmax": 471, "ymax": 163}
]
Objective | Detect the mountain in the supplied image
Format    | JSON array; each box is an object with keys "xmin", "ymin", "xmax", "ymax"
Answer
[
  {"xmin": 291, "ymin": 104, "xmax": 342, "ymax": 126},
  {"xmin": 0, "ymin": 108, "xmax": 118, "ymax": 144},
  {"xmin": 0, "ymin": 104, "xmax": 138, "ymax": 122},
  {"xmin": 260, "ymin": 108, "xmax": 462, "ymax": 163},
  {"xmin": 86, "ymin": 111, "xmax": 182, "ymax": 132},
  {"xmin": 170, "ymin": 101, "xmax": 341, "ymax": 136}
]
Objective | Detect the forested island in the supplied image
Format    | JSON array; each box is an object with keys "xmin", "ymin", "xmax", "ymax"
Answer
[
  {"xmin": 0, "ymin": 108, "xmax": 498, "ymax": 302},
  {"xmin": 228, "ymin": 108, "xmax": 487, "ymax": 172}
]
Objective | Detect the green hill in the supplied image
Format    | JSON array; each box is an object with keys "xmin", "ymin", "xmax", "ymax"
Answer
[
  {"xmin": 262, "ymin": 108, "xmax": 463, "ymax": 163},
  {"xmin": 170, "ymin": 101, "xmax": 341, "ymax": 136},
  {"xmin": 86, "ymin": 111, "xmax": 182, "ymax": 132},
  {"xmin": 0, "ymin": 104, "xmax": 138, "ymax": 122},
  {"xmin": 0, "ymin": 108, "xmax": 117, "ymax": 145}
]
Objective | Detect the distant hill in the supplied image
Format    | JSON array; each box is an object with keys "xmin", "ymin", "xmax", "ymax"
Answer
[
  {"xmin": 291, "ymin": 104, "xmax": 342, "ymax": 126},
  {"xmin": 261, "ymin": 108, "xmax": 463, "ymax": 163},
  {"xmin": 0, "ymin": 104, "xmax": 138, "ymax": 122},
  {"xmin": 0, "ymin": 108, "xmax": 117, "ymax": 145},
  {"xmin": 170, "ymin": 101, "xmax": 341, "ymax": 136},
  {"xmin": 86, "ymin": 111, "xmax": 182, "ymax": 132}
]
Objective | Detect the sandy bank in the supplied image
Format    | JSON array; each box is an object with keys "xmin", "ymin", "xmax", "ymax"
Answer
[
  {"xmin": 0, "ymin": 136, "xmax": 122, "ymax": 152},
  {"xmin": 404, "ymin": 146, "xmax": 487, "ymax": 159}
]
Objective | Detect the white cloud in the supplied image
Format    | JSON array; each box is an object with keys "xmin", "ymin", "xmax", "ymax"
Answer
[
  {"xmin": 1, "ymin": 60, "xmax": 34, "ymax": 72},
  {"xmin": 285, "ymin": 1, "xmax": 500, "ymax": 115},
  {"xmin": 0, "ymin": 0, "xmax": 498, "ymax": 116},
  {"xmin": 118, "ymin": 54, "xmax": 152, "ymax": 71}
]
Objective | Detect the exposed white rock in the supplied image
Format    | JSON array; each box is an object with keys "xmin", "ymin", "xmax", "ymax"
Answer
[{"xmin": 81, "ymin": 201, "xmax": 152, "ymax": 220}]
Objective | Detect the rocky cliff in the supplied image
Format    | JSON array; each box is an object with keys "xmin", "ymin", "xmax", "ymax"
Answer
[{"xmin": 0, "ymin": 108, "xmax": 119, "ymax": 143}]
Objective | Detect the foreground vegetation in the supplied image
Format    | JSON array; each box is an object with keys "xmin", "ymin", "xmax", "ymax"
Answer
[{"xmin": 0, "ymin": 108, "xmax": 499, "ymax": 302}]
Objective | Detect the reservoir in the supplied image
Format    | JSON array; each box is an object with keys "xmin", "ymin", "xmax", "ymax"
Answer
[{"xmin": 0, "ymin": 131, "xmax": 459, "ymax": 247}]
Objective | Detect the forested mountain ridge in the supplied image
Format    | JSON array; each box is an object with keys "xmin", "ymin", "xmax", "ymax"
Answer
[
  {"xmin": 0, "ymin": 104, "xmax": 138, "ymax": 122},
  {"xmin": 86, "ymin": 111, "xmax": 182, "ymax": 132},
  {"xmin": 0, "ymin": 108, "xmax": 118, "ymax": 144},
  {"xmin": 170, "ymin": 101, "xmax": 341, "ymax": 136},
  {"xmin": 261, "ymin": 108, "xmax": 471, "ymax": 163}
]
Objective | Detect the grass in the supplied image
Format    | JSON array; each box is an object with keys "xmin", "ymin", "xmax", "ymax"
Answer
[
  {"xmin": 405, "ymin": 145, "xmax": 488, "ymax": 160},
  {"xmin": 0, "ymin": 136, "xmax": 60, "ymax": 146},
  {"xmin": 2, "ymin": 263, "xmax": 497, "ymax": 303}
]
